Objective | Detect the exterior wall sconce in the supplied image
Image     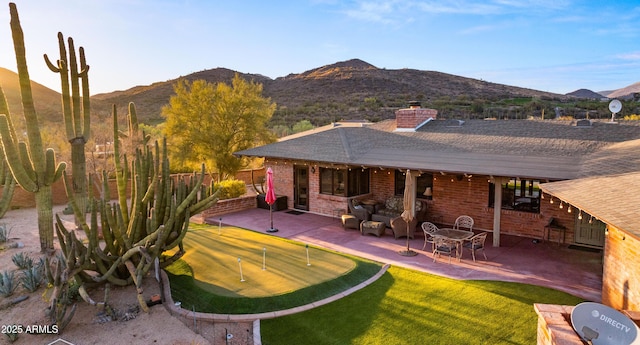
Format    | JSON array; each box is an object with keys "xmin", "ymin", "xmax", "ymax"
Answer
[{"xmin": 310, "ymin": 166, "xmax": 316, "ymax": 174}]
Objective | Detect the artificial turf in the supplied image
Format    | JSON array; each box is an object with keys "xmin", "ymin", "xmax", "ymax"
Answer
[
  {"xmin": 166, "ymin": 223, "xmax": 584, "ymax": 344},
  {"xmin": 165, "ymin": 223, "xmax": 383, "ymax": 313},
  {"xmin": 260, "ymin": 266, "xmax": 585, "ymax": 345}
]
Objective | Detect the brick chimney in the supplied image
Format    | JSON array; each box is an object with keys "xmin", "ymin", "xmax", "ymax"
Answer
[{"xmin": 395, "ymin": 101, "xmax": 437, "ymax": 131}]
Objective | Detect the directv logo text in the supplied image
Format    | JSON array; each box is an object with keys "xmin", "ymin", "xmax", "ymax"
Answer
[{"xmin": 599, "ymin": 314, "xmax": 632, "ymax": 333}]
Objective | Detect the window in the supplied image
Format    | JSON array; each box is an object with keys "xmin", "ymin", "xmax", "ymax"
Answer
[
  {"xmin": 395, "ymin": 171, "xmax": 433, "ymax": 200},
  {"xmin": 320, "ymin": 168, "xmax": 370, "ymax": 196},
  {"xmin": 489, "ymin": 178, "xmax": 540, "ymax": 213}
]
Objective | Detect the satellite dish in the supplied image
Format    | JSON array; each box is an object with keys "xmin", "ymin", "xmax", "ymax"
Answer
[
  {"xmin": 609, "ymin": 99, "xmax": 622, "ymax": 113},
  {"xmin": 609, "ymin": 99, "xmax": 622, "ymax": 122},
  {"xmin": 571, "ymin": 302, "xmax": 640, "ymax": 345}
]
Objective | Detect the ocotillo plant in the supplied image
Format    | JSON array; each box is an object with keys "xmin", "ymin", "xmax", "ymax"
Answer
[
  {"xmin": 53, "ymin": 104, "xmax": 219, "ymax": 319},
  {"xmin": 44, "ymin": 32, "xmax": 91, "ymax": 226},
  {"xmin": 0, "ymin": 3, "xmax": 66, "ymax": 252}
]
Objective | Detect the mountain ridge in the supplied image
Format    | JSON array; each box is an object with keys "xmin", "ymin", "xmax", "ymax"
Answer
[{"xmin": 1, "ymin": 59, "xmax": 637, "ymax": 126}]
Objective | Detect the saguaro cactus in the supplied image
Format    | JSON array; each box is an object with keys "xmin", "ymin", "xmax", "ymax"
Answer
[
  {"xmin": 0, "ymin": 91, "xmax": 17, "ymax": 218},
  {"xmin": 44, "ymin": 32, "xmax": 91, "ymax": 226},
  {"xmin": 0, "ymin": 3, "xmax": 66, "ymax": 252}
]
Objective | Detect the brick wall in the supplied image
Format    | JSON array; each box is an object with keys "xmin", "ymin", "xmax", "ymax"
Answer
[
  {"xmin": 534, "ymin": 304, "xmax": 640, "ymax": 345},
  {"xmin": 395, "ymin": 107, "xmax": 437, "ymax": 129},
  {"xmin": 261, "ymin": 160, "xmax": 579, "ymax": 242},
  {"xmin": 199, "ymin": 195, "xmax": 256, "ymax": 220},
  {"xmin": 602, "ymin": 225, "xmax": 640, "ymax": 310},
  {"xmin": 267, "ymin": 163, "xmax": 294, "ymax": 209},
  {"xmin": 430, "ymin": 174, "xmax": 578, "ymax": 240}
]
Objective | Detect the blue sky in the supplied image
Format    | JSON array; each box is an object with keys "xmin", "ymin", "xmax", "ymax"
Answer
[{"xmin": 0, "ymin": 0, "xmax": 639, "ymax": 95}]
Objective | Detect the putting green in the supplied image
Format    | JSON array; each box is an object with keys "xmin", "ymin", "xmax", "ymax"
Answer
[{"xmin": 167, "ymin": 223, "xmax": 357, "ymax": 298}]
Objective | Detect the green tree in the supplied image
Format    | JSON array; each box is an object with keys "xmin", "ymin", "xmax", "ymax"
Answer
[
  {"xmin": 271, "ymin": 124, "xmax": 291, "ymax": 138},
  {"xmin": 292, "ymin": 119, "xmax": 314, "ymax": 133},
  {"xmin": 162, "ymin": 74, "xmax": 276, "ymax": 179}
]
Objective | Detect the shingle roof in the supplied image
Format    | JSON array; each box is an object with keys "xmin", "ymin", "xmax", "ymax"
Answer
[
  {"xmin": 540, "ymin": 172, "xmax": 640, "ymax": 239},
  {"xmin": 235, "ymin": 119, "xmax": 640, "ymax": 180},
  {"xmin": 579, "ymin": 138, "xmax": 640, "ymax": 177}
]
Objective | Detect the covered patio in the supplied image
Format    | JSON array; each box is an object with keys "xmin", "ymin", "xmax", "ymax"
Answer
[{"xmin": 205, "ymin": 208, "xmax": 603, "ymax": 302}]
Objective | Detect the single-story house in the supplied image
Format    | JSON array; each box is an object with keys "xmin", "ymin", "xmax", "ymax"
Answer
[
  {"xmin": 236, "ymin": 103, "xmax": 640, "ymax": 250},
  {"xmin": 540, "ymin": 172, "xmax": 640, "ymax": 311}
]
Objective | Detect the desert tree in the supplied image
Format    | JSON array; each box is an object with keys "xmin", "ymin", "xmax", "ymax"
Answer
[{"xmin": 162, "ymin": 74, "xmax": 276, "ymax": 179}]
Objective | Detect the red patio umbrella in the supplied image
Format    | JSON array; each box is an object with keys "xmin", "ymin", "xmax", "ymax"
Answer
[{"xmin": 265, "ymin": 167, "xmax": 278, "ymax": 233}]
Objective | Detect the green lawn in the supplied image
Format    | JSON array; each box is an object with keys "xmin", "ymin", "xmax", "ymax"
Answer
[{"xmin": 261, "ymin": 266, "xmax": 584, "ymax": 344}]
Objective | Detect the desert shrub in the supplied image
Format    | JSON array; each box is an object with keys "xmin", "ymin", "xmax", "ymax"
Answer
[
  {"xmin": 4, "ymin": 331, "xmax": 19, "ymax": 343},
  {"xmin": 0, "ymin": 270, "xmax": 18, "ymax": 297},
  {"xmin": 623, "ymin": 114, "xmax": 640, "ymax": 121},
  {"xmin": 12, "ymin": 252, "xmax": 33, "ymax": 270},
  {"xmin": 20, "ymin": 265, "xmax": 43, "ymax": 292},
  {"xmin": 213, "ymin": 179, "xmax": 246, "ymax": 200},
  {"xmin": 0, "ymin": 224, "xmax": 10, "ymax": 243}
]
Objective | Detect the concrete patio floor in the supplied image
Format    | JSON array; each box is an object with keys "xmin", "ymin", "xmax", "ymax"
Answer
[{"xmin": 204, "ymin": 208, "xmax": 603, "ymax": 302}]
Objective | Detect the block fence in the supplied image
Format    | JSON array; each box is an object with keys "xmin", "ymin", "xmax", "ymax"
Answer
[{"xmin": 2, "ymin": 167, "xmax": 265, "ymax": 210}]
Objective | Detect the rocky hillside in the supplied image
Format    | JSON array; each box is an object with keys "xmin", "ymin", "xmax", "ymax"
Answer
[
  {"xmin": 603, "ymin": 81, "xmax": 640, "ymax": 99},
  {"xmin": 0, "ymin": 67, "xmax": 62, "ymax": 124},
  {"xmin": 91, "ymin": 58, "xmax": 576, "ymax": 125},
  {"xmin": 566, "ymin": 88, "xmax": 604, "ymax": 99}
]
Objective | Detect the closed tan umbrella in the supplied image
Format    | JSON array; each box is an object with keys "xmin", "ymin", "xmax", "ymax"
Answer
[{"xmin": 399, "ymin": 169, "xmax": 418, "ymax": 256}]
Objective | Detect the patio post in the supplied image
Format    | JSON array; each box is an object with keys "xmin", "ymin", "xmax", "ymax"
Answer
[{"xmin": 492, "ymin": 177, "xmax": 506, "ymax": 247}]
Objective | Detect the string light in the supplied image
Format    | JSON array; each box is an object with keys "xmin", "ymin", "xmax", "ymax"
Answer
[
  {"xmin": 559, "ymin": 201, "xmax": 563, "ymax": 209},
  {"xmin": 567, "ymin": 205, "xmax": 572, "ymax": 213},
  {"xmin": 550, "ymin": 197, "xmax": 554, "ymax": 204},
  {"xmin": 578, "ymin": 210, "xmax": 583, "ymax": 220},
  {"xmin": 589, "ymin": 216, "xmax": 593, "ymax": 224}
]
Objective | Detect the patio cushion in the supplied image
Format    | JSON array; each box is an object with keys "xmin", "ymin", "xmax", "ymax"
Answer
[{"xmin": 378, "ymin": 197, "xmax": 423, "ymax": 217}]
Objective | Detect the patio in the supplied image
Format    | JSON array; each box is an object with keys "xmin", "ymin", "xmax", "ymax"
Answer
[{"xmin": 204, "ymin": 208, "xmax": 603, "ymax": 302}]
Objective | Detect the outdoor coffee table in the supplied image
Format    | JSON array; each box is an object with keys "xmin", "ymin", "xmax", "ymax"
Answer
[
  {"xmin": 360, "ymin": 220, "xmax": 386, "ymax": 237},
  {"xmin": 431, "ymin": 228, "xmax": 474, "ymax": 261}
]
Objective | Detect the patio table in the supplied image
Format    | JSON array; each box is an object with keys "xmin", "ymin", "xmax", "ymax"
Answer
[{"xmin": 431, "ymin": 228, "xmax": 474, "ymax": 261}]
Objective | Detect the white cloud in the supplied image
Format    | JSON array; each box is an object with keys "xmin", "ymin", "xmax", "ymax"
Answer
[
  {"xmin": 616, "ymin": 52, "xmax": 640, "ymax": 61},
  {"xmin": 339, "ymin": 0, "xmax": 573, "ymax": 22}
]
